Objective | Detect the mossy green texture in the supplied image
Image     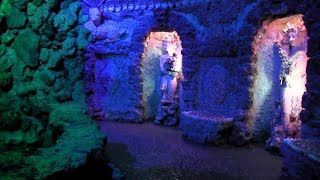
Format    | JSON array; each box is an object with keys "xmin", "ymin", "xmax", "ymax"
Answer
[
  {"xmin": 0, "ymin": 103, "xmax": 105, "ymax": 179},
  {"xmin": 0, "ymin": 151, "xmax": 24, "ymax": 167},
  {"xmin": 53, "ymin": 2, "xmax": 80, "ymax": 35},
  {"xmin": 0, "ymin": 71, "xmax": 12, "ymax": 88},
  {"xmin": 13, "ymin": 28, "xmax": 40, "ymax": 67},
  {"xmin": 0, "ymin": 0, "xmax": 11, "ymax": 17},
  {"xmin": 1, "ymin": 30, "xmax": 15, "ymax": 45},
  {"xmin": 6, "ymin": 6, "xmax": 26, "ymax": 28},
  {"xmin": 0, "ymin": 0, "xmax": 97, "ymax": 178},
  {"xmin": 24, "ymin": 103, "xmax": 105, "ymax": 179}
]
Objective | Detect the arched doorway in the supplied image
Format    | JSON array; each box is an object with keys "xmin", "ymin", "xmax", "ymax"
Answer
[
  {"xmin": 251, "ymin": 14, "xmax": 309, "ymax": 148},
  {"xmin": 142, "ymin": 31, "xmax": 183, "ymax": 126}
]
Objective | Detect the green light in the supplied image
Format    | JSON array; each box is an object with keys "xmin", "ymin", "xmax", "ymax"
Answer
[{"xmin": 0, "ymin": 0, "xmax": 12, "ymax": 17}]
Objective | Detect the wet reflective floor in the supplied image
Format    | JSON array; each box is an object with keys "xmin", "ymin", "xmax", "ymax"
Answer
[{"xmin": 99, "ymin": 121, "xmax": 282, "ymax": 180}]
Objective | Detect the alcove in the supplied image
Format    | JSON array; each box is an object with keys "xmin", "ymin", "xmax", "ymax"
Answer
[
  {"xmin": 251, "ymin": 15, "xmax": 308, "ymax": 148},
  {"xmin": 141, "ymin": 31, "xmax": 183, "ymax": 125}
]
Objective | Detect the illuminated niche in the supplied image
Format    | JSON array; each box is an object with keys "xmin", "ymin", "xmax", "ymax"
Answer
[{"xmin": 251, "ymin": 15, "xmax": 308, "ymax": 148}]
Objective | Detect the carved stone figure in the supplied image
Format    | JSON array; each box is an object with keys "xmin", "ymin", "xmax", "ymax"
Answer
[
  {"xmin": 266, "ymin": 16, "xmax": 308, "ymax": 150},
  {"xmin": 83, "ymin": 0, "xmax": 124, "ymax": 42},
  {"xmin": 154, "ymin": 33, "xmax": 182, "ymax": 126}
]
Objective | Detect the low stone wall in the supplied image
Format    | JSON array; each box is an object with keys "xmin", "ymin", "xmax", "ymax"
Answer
[
  {"xmin": 180, "ymin": 111, "xmax": 233, "ymax": 145},
  {"xmin": 281, "ymin": 139, "xmax": 320, "ymax": 178}
]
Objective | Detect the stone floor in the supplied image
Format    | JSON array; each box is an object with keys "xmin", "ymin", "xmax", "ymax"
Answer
[{"xmin": 99, "ymin": 121, "xmax": 282, "ymax": 180}]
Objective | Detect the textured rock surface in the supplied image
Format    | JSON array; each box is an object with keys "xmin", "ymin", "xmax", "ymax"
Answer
[
  {"xmin": 39, "ymin": 69, "xmax": 56, "ymax": 86},
  {"xmin": 197, "ymin": 60, "xmax": 243, "ymax": 117},
  {"xmin": 0, "ymin": 0, "xmax": 318, "ymax": 177},
  {"xmin": 300, "ymin": 0, "xmax": 320, "ymax": 143},
  {"xmin": 53, "ymin": 2, "xmax": 80, "ymax": 36},
  {"xmin": 6, "ymin": 6, "xmax": 26, "ymax": 29},
  {"xmin": 10, "ymin": 0, "xmax": 28, "ymax": 10},
  {"xmin": 0, "ymin": 103, "xmax": 106, "ymax": 179},
  {"xmin": 13, "ymin": 28, "xmax": 40, "ymax": 67},
  {"xmin": 62, "ymin": 37, "xmax": 76, "ymax": 57},
  {"xmin": 47, "ymin": 50, "xmax": 62, "ymax": 70},
  {"xmin": 27, "ymin": 2, "xmax": 51, "ymax": 31},
  {"xmin": 180, "ymin": 111, "xmax": 233, "ymax": 145},
  {"xmin": 82, "ymin": 1, "xmax": 320, "ymax": 152},
  {"xmin": 229, "ymin": 114, "xmax": 253, "ymax": 146},
  {"xmin": 1, "ymin": 30, "xmax": 15, "ymax": 45},
  {"xmin": 0, "ymin": 0, "xmax": 104, "ymax": 179}
]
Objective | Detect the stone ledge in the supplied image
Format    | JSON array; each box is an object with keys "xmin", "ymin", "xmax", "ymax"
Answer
[
  {"xmin": 281, "ymin": 139, "xmax": 320, "ymax": 178},
  {"xmin": 179, "ymin": 111, "xmax": 233, "ymax": 145}
]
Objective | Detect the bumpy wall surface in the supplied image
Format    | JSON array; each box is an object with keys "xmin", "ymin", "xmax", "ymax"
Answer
[
  {"xmin": 0, "ymin": 0, "xmax": 106, "ymax": 178},
  {"xmin": 141, "ymin": 32, "xmax": 164, "ymax": 121},
  {"xmin": 84, "ymin": 0, "xmax": 255, "ymax": 124},
  {"xmin": 0, "ymin": 0, "xmax": 90, "ymax": 145},
  {"xmin": 83, "ymin": 0, "xmax": 320, "ymax": 146},
  {"xmin": 78, "ymin": 0, "xmax": 320, "ymax": 144},
  {"xmin": 0, "ymin": 0, "xmax": 318, "ymax": 178},
  {"xmin": 59, "ymin": 0, "xmax": 320, "ymax": 178}
]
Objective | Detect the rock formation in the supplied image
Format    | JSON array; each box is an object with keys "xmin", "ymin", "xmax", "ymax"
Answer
[{"xmin": 0, "ymin": 0, "xmax": 106, "ymax": 179}]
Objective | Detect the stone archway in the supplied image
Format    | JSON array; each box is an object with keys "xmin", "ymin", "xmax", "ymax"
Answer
[
  {"xmin": 84, "ymin": 7, "xmax": 199, "ymax": 123},
  {"xmin": 127, "ymin": 9, "xmax": 198, "ymax": 123},
  {"xmin": 251, "ymin": 14, "xmax": 309, "ymax": 148},
  {"xmin": 229, "ymin": 0, "xmax": 317, "ymax": 146}
]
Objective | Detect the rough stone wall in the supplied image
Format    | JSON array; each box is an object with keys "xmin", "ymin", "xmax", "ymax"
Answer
[
  {"xmin": 141, "ymin": 32, "xmax": 163, "ymax": 121},
  {"xmin": 84, "ymin": 0, "xmax": 256, "ymax": 123},
  {"xmin": 300, "ymin": 0, "xmax": 320, "ymax": 142},
  {"xmin": 0, "ymin": 0, "xmax": 91, "ymax": 148},
  {"xmin": 82, "ymin": 0, "xmax": 320, "ymax": 145},
  {"xmin": 0, "ymin": 0, "xmax": 108, "ymax": 178},
  {"xmin": 196, "ymin": 58, "xmax": 243, "ymax": 117},
  {"xmin": 84, "ymin": 9, "xmax": 155, "ymax": 122},
  {"xmin": 250, "ymin": 22, "xmax": 282, "ymax": 141}
]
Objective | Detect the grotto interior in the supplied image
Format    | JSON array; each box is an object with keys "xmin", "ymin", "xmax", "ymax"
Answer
[{"xmin": 0, "ymin": 0, "xmax": 319, "ymax": 179}]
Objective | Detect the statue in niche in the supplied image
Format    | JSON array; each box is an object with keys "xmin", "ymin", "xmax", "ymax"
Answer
[
  {"xmin": 154, "ymin": 33, "xmax": 182, "ymax": 126},
  {"xmin": 276, "ymin": 20, "xmax": 306, "ymax": 138},
  {"xmin": 267, "ymin": 16, "xmax": 307, "ymax": 149}
]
